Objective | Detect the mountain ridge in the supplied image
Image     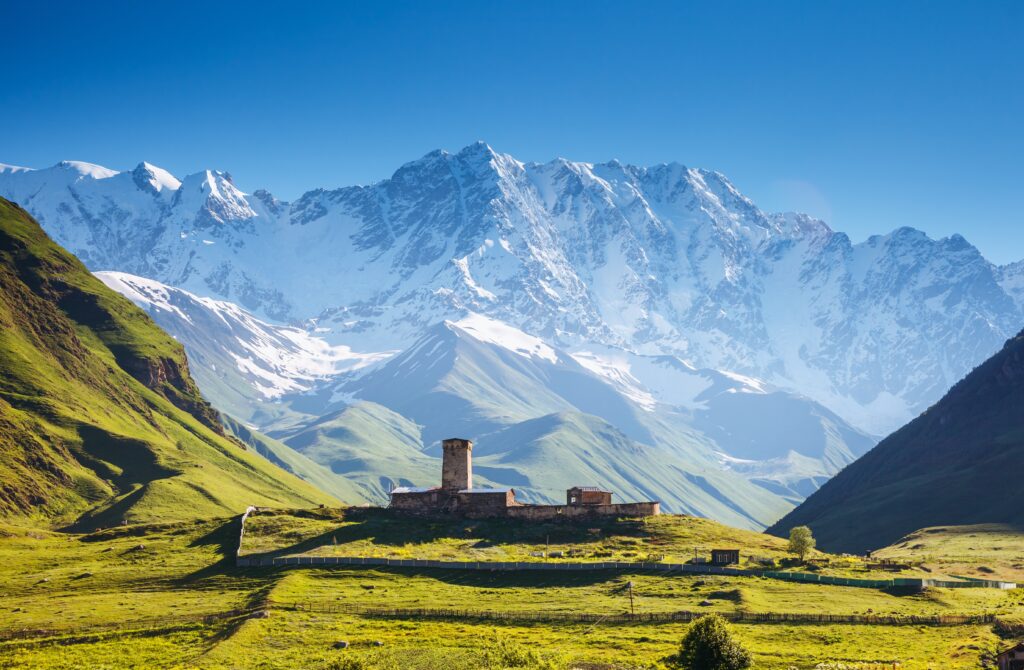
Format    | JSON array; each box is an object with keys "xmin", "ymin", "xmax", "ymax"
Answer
[
  {"xmin": 98, "ymin": 271, "xmax": 874, "ymax": 527},
  {"xmin": 3, "ymin": 144, "xmax": 1020, "ymax": 438},
  {"xmin": 767, "ymin": 328, "xmax": 1024, "ymax": 552}
]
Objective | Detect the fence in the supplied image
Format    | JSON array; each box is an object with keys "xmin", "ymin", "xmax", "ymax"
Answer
[
  {"xmin": 760, "ymin": 570, "xmax": 1017, "ymax": 590},
  {"xmin": 0, "ymin": 608, "xmax": 254, "ymax": 645},
  {"xmin": 235, "ymin": 509, "xmax": 1017, "ymax": 591},
  {"xmin": 235, "ymin": 554, "xmax": 1017, "ymax": 590},
  {"xmin": 286, "ymin": 601, "xmax": 995, "ymax": 627}
]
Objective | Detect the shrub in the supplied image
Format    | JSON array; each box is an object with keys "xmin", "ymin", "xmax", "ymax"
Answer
[
  {"xmin": 667, "ymin": 614, "xmax": 752, "ymax": 670},
  {"xmin": 482, "ymin": 632, "xmax": 563, "ymax": 669},
  {"xmin": 322, "ymin": 649, "xmax": 399, "ymax": 670}
]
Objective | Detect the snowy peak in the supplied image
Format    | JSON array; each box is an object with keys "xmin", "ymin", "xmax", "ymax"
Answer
[
  {"xmin": 0, "ymin": 163, "xmax": 33, "ymax": 175},
  {"xmin": 132, "ymin": 161, "xmax": 181, "ymax": 194},
  {"xmin": 55, "ymin": 160, "xmax": 119, "ymax": 180},
  {"xmin": 2, "ymin": 143, "xmax": 1022, "ymax": 438},
  {"xmin": 447, "ymin": 312, "xmax": 560, "ymax": 364},
  {"xmin": 97, "ymin": 271, "xmax": 392, "ymax": 399},
  {"xmin": 174, "ymin": 169, "xmax": 257, "ymax": 225}
]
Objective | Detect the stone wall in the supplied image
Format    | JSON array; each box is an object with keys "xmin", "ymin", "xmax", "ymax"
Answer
[
  {"xmin": 506, "ymin": 501, "xmax": 660, "ymax": 520},
  {"xmin": 567, "ymin": 488, "xmax": 612, "ymax": 505},
  {"xmin": 390, "ymin": 490, "xmax": 446, "ymax": 512},
  {"xmin": 456, "ymin": 490, "xmax": 515, "ymax": 517}
]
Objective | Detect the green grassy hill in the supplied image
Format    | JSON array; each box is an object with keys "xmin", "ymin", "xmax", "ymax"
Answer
[
  {"xmin": 220, "ymin": 414, "xmax": 369, "ymax": 505},
  {"xmin": 472, "ymin": 411, "xmax": 789, "ymax": 528},
  {"xmin": 272, "ymin": 400, "xmax": 439, "ymax": 501},
  {"xmin": 875, "ymin": 523, "xmax": 1024, "ymax": 582},
  {"xmin": 768, "ymin": 330, "xmax": 1024, "ymax": 553},
  {"xmin": 0, "ymin": 198, "xmax": 336, "ymax": 528},
  {"xmin": 239, "ymin": 507, "xmax": 798, "ymax": 565}
]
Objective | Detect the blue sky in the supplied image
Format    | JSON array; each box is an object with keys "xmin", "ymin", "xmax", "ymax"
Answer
[{"xmin": 3, "ymin": 1, "xmax": 1022, "ymax": 261}]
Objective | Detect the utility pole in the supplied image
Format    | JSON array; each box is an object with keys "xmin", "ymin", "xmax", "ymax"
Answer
[{"xmin": 627, "ymin": 581, "xmax": 635, "ymax": 616}]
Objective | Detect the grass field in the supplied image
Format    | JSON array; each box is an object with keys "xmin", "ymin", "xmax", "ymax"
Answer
[
  {"xmin": 269, "ymin": 566, "xmax": 1018, "ymax": 618},
  {"xmin": 2, "ymin": 509, "xmax": 1022, "ymax": 669},
  {"xmin": 875, "ymin": 523, "xmax": 1024, "ymax": 582},
  {"xmin": 240, "ymin": 508, "xmax": 1007, "ymax": 582},
  {"xmin": 206, "ymin": 610, "xmax": 999, "ymax": 670},
  {"xmin": 239, "ymin": 508, "xmax": 800, "ymax": 563}
]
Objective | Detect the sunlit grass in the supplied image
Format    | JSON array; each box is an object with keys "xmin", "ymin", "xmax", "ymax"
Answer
[{"xmin": 1, "ymin": 512, "xmax": 1019, "ymax": 669}]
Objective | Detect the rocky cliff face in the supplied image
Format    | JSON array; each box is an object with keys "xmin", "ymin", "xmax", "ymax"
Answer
[{"xmin": 3, "ymin": 144, "xmax": 1022, "ymax": 436}]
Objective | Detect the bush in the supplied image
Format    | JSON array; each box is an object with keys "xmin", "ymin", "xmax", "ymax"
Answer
[
  {"xmin": 667, "ymin": 614, "xmax": 752, "ymax": 670},
  {"xmin": 482, "ymin": 632, "xmax": 563, "ymax": 669},
  {"xmin": 322, "ymin": 649, "xmax": 399, "ymax": 670}
]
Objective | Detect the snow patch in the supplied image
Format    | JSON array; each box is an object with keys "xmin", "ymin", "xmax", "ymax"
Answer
[{"xmin": 448, "ymin": 313, "xmax": 558, "ymax": 364}]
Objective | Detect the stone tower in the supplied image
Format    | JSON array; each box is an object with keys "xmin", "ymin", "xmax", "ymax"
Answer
[{"xmin": 441, "ymin": 438, "xmax": 473, "ymax": 491}]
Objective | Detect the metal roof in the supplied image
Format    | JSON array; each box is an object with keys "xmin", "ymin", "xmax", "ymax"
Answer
[
  {"xmin": 569, "ymin": 486, "xmax": 612, "ymax": 492},
  {"xmin": 390, "ymin": 486, "xmax": 439, "ymax": 494},
  {"xmin": 458, "ymin": 488, "xmax": 512, "ymax": 494}
]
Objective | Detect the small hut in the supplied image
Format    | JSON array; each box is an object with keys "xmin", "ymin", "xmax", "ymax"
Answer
[
  {"xmin": 566, "ymin": 487, "xmax": 612, "ymax": 505},
  {"xmin": 998, "ymin": 641, "xmax": 1024, "ymax": 670}
]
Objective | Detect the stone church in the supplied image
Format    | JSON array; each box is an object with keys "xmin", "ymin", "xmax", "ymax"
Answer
[{"xmin": 389, "ymin": 438, "xmax": 659, "ymax": 519}]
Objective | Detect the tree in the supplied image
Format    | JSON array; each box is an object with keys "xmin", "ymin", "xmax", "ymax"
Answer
[
  {"xmin": 670, "ymin": 614, "xmax": 752, "ymax": 670},
  {"xmin": 787, "ymin": 525, "xmax": 816, "ymax": 562}
]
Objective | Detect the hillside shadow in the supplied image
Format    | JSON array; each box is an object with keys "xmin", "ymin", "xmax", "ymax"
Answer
[
  {"xmin": 244, "ymin": 508, "xmax": 653, "ymax": 559},
  {"xmin": 63, "ymin": 485, "xmax": 150, "ymax": 533},
  {"xmin": 176, "ymin": 516, "xmax": 247, "ymax": 583},
  {"xmin": 398, "ymin": 567, "xmax": 619, "ymax": 589},
  {"xmin": 299, "ymin": 563, "xmax": 623, "ymax": 589}
]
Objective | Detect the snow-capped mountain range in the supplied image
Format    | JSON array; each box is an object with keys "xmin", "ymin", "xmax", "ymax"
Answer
[
  {"xmin": 3, "ymin": 144, "xmax": 1020, "ymax": 438},
  {"xmin": 93, "ymin": 271, "xmax": 870, "ymax": 527},
  {"xmin": 2, "ymin": 143, "xmax": 1020, "ymax": 526}
]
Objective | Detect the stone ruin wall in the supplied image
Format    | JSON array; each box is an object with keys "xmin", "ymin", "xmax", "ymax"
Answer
[
  {"xmin": 389, "ymin": 490, "xmax": 444, "ymax": 513},
  {"xmin": 451, "ymin": 501, "xmax": 660, "ymax": 520},
  {"xmin": 505, "ymin": 501, "xmax": 660, "ymax": 520},
  {"xmin": 454, "ymin": 490, "xmax": 515, "ymax": 516}
]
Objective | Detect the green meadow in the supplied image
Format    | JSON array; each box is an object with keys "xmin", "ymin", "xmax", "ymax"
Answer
[{"xmin": 3, "ymin": 509, "xmax": 1022, "ymax": 669}]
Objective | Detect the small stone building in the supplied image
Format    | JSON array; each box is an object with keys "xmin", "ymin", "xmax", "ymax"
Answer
[
  {"xmin": 999, "ymin": 641, "xmax": 1024, "ymax": 670},
  {"xmin": 388, "ymin": 436, "xmax": 659, "ymax": 519},
  {"xmin": 455, "ymin": 488, "xmax": 516, "ymax": 515},
  {"xmin": 711, "ymin": 549, "xmax": 740, "ymax": 565},
  {"xmin": 567, "ymin": 486, "xmax": 612, "ymax": 505}
]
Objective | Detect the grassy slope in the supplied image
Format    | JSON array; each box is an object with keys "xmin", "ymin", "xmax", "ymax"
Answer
[
  {"xmin": 474, "ymin": 411, "xmax": 790, "ymax": 529},
  {"xmin": 240, "ymin": 507, "xmax": 1021, "ymax": 584},
  {"xmin": 221, "ymin": 414, "xmax": 369, "ymax": 505},
  {"xmin": 239, "ymin": 508, "xmax": 797, "ymax": 564},
  {"xmin": 0, "ymin": 198, "xmax": 335, "ymax": 528},
  {"xmin": 2, "ymin": 515, "xmax": 1016, "ymax": 670},
  {"xmin": 768, "ymin": 330, "xmax": 1024, "ymax": 553},
  {"xmin": 275, "ymin": 401, "xmax": 439, "ymax": 501},
  {"xmin": 875, "ymin": 523, "xmax": 1024, "ymax": 583}
]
